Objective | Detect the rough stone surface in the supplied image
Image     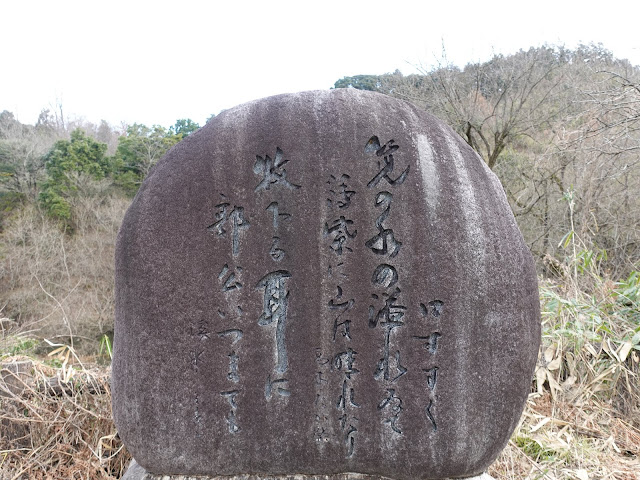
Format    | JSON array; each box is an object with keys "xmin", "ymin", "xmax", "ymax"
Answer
[
  {"xmin": 113, "ymin": 89, "xmax": 540, "ymax": 480},
  {"xmin": 123, "ymin": 460, "xmax": 496, "ymax": 480}
]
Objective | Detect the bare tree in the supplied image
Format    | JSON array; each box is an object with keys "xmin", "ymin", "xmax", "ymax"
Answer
[
  {"xmin": 0, "ymin": 111, "xmax": 57, "ymax": 199},
  {"xmin": 377, "ymin": 45, "xmax": 640, "ymax": 275},
  {"xmin": 555, "ymin": 58, "xmax": 640, "ymax": 275},
  {"xmin": 386, "ymin": 47, "xmax": 568, "ymax": 169}
]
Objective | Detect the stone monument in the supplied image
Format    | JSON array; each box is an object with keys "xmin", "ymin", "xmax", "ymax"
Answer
[{"xmin": 113, "ymin": 89, "xmax": 540, "ymax": 480}]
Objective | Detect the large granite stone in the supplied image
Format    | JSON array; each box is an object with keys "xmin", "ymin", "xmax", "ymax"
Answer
[{"xmin": 113, "ymin": 89, "xmax": 540, "ymax": 479}]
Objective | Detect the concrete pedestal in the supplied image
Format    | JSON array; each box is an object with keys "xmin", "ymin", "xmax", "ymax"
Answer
[{"xmin": 122, "ymin": 460, "xmax": 496, "ymax": 480}]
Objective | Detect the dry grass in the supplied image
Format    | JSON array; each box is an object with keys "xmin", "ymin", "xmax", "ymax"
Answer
[
  {"xmin": 487, "ymin": 267, "xmax": 640, "ymax": 480},
  {"xmin": 490, "ymin": 393, "xmax": 640, "ymax": 480},
  {"xmin": 537, "ymin": 274, "xmax": 640, "ymax": 430},
  {"xmin": 1, "ymin": 189, "xmax": 131, "ymax": 479},
  {"xmin": 0, "ymin": 349, "xmax": 638, "ymax": 479},
  {"xmin": 0, "ymin": 354, "xmax": 130, "ymax": 479},
  {"xmin": 0, "ymin": 192, "xmax": 130, "ymax": 353}
]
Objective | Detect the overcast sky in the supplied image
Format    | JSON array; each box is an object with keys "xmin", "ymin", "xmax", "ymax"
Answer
[{"xmin": 2, "ymin": 1, "xmax": 639, "ymax": 128}]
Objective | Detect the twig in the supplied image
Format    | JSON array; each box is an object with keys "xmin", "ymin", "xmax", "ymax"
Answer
[{"xmin": 34, "ymin": 276, "xmax": 78, "ymax": 349}]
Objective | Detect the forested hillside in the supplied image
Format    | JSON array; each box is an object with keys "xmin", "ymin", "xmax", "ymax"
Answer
[
  {"xmin": 0, "ymin": 111, "xmax": 202, "ymax": 349},
  {"xmin": 0, "ymin": 44, "xmax": 639, "ymax": 479},
  {"xmin": 335, "ymin": 44, "xmax": 640, "ymax": 279}
]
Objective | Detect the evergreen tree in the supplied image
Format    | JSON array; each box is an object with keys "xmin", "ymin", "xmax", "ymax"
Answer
[
  {"xmin": 39, "ymin": 129, "xmax": 109, "ymax": 221},
  {"xmin": 112, "ymin": 124, "xmax": 182, "ymax": 195}
]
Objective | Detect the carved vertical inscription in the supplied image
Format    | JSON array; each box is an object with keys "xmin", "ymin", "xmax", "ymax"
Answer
[
  {"xmin": 203, "ymin": 146, "xmax": 302, "ymax": 432},
  {"xmin": 322, "ymin": 173, "xmax": 360, "ymax": 456},
  {"xmin": 206, "ymin": 192, "xmax": 249, "ymax": 434},
  {"xmin": 314, "ymin": 349, "xmax": 331, "ymax": 444},
  {"xmin": 415, "ymin": 300, "xmax": 444, "ymax": 432},
  {"xmin": 253, "ymin": 148, "xmax": 301, "ymax": 402},
  {"xmin": 207, "ymin": 196, "xmax": 250, "ymax": 258},
  {"xmin": 266, "ymin": 202, "xmax": 290, "ymax": 261},
  {"xmin": 364, "ymin": 137, "xmax": 409, "ymax": 188},
  {"xmin": 365, "ymin": 136, "xmax": 410, "ymax": 437},
  {"xmin": 257, "ymin": 270, "xmax": 292, "ymax": 376},
  {"xmin": 190, "ymin": 315, "xmax": 210, "ymax": 437},
  {"xmin": 218, "ymin": 328, "xmax": 243, "ymax": 433},
  {"xmin": 254, "ymin": 148, "xmax": 301, "ymax": 191}
]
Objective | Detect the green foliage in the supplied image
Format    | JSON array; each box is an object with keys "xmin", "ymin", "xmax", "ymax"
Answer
[
  {"xmin": 44, "ymin": 129, "xmax": 109, "ymax": 180},
  {"xmin": 8, "ymin": 337, "xmax": 39, "ymax": 356},
  {"xmin": 614, "ymin": 271, "xmax": 640, "ymax": 326},
  {"xmin": 170, "ymin": 118, "xmax": 200, "ymax": 137},
  {"xmin": 541, "ymin": 284, "xmax": 607, "ymax": 347},
  {"xmin": 38, "ymin": 187, "xmax": 72, "ymax": 220},
  {"xmin": 333, "ymin": 74, "xmax": 383, "ymax": 91},
  {"xmin": 544, "ymin": 205, "xmax": 639, "ymax": 351},
  {"xmin": 112, "ymin": 123, "xmax": 182, "ymax": 195},
  {"xmin": 110, "ymin": 168, "xmax": 140, "ymax": 197},
  {"xmin": 0, "ymin": 151, "xmax": 17, "ymax": 178},
  {"xmin": 0, "ymin": 191, "xmax": 26, "ymax": 228},
  {"xmin": 0, "ymin": 190, "xmax": 26, "ymax": 211},
  {"xmin": 540, "ymin": 273, "xmax": 640, "ymax": 416},
  {"xmin": 514, "ymin": 434, "xmax": 562, "ymax": 462},
  {"xmin": 99, "ymin": 333, "xmax": 113, "ymax": 362},
  {"xmin": 38, "ymin": 129, "xmax": 109, "ymax": 221},
  {"xmin": 45, "ymin": 356, "xmax": 63, "ymax": 369}
]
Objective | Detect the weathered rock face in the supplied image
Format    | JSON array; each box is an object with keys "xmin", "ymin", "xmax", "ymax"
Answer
[{"xmin": 112, "ymin": 89, "xmax": 540, "ymax": 480}]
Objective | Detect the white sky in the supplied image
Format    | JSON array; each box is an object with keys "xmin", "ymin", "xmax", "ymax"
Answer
[{"xmin": 2, "ymin": 0, "xmax": 639, "ymax": 129}]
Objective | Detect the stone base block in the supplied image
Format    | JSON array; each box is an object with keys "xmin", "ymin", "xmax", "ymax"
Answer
[{"xmin": 123, "ymin": 460, "xmax": 495, "ymax": 480}]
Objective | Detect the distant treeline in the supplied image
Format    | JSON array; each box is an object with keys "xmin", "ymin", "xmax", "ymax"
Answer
[
  {"xmin": 1, "ymin": 43, "xmax": 639, "ymax": 278},
  {"xmin": 0, "ymin": 111, "xmax": 206, "ymax": 224}
]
